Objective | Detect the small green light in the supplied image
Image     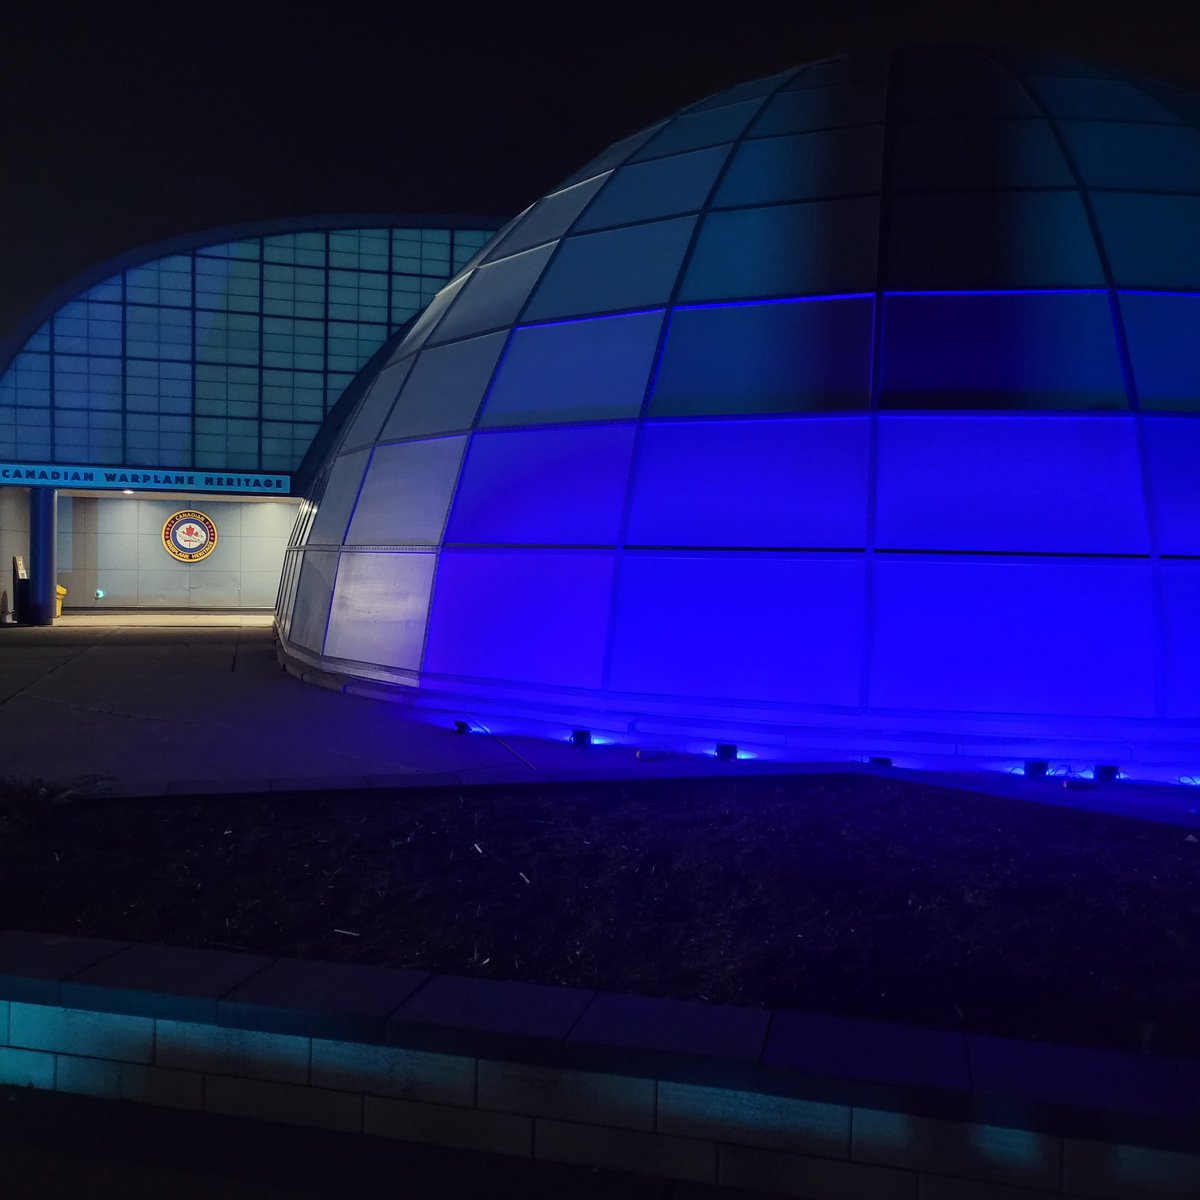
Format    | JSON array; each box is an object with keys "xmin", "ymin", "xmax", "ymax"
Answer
[{"xmin": 94, "ymin": 589, "xmax": 105, "ymax": 599}]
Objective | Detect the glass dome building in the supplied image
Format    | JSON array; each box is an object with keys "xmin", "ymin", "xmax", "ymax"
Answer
[{"xmin": 277, "ymin": 47, "xmax": 1200, "ymax": 769}]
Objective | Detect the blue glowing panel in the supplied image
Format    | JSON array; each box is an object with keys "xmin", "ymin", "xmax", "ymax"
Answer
[
  {"xmin": 891, "ymin": 120, "xmax": 1071, "ymax": 189},
  {"xmin": 1059, "ymin": 120, "xmax": 1200, "ymax": 190},
  {"xmin": 444, "ymin": 425, "xmax": 636, "ymax": 545},
  {"xmin": 651, "ymin": 298, "xmax": 873, "ymax": 415},
  {"xmin": 573, "ymin": 147, "xmax": 728, "ymax": 231},
  {"xmin": 288, "ymin": 550, "xmax": 339, "ymax": 653},
  {"xmin": 715, "ymin": 126, "xmax": 883, "ymax": 206},
  {"xmin": 1141, "ymin": 418, "xmax": 1200, "ymax": 555},
  {"xmin": 523, "ymin": 218, "xmax": 696, "ymax": 320},
  {"xmin": 888, "ymin": 192, "xmax": 1103, "ymax": 289},
  {"xmin": 1092, "ymin": 194, "xmax": 1200, "ymax": 289},
  {"xmin": 1023, "ymin": 77, "xmax": 1179, "ymax": 122},
  {"xmin": 480, "ymin": 311, "xmax": 663, "ymax": 426},
  {"xmin": 423, "ymin": 550, "xmax": 614, "ymax": 688},
  {"xmin": 629, "ymin": 99, "xmax": 762, "ymax": 161},
  {"xmin": 626, "ymin": 417, "xmax": 870, "ymax": 547},
  {"xmin": 880, "ymin": 293, "xmax": 1126, "ymax": 409},
  {"xmin": 346, "ymin": 436, "xmax": 466, "ymax": 546},
  {"xmin": 871, "ymin": 559, "xmax": 1157, "ymax": 718},
  {"xmin": 751, "ymin": 83, "xmax": 886, "ymax": 136},
  {"xmin": 681, "ymin": 198, "xmax": 879, "ymax": 300},
  {"xmin": 482, "ymin": 174, "xmax": 610, "ymax": 263},
  {"xmin": 306, "ymin": 450, "xmax": 370, "ymax": 546},
  {"xmin": 431, "ymin": 244, "xmax": 555, "ymax": 344},
  {"xmin": 379, "ymin": 332, "xmax": 506, "ymax": 440},
  {"xmin": 340, "ymin": 358, "xmax": 415, "ymax": 450},
  {"xmin": 1162, "ymin": 566, "xmax": 1200, "ymax": 718},
  {"xmin": 875, "ymin": 416, "xmax": 1149, "ymax": 554},
  {"xmin": 608, "ymin": 553, "xmax": 864, "ymax": 704},
  {"xmin": 324, "ymin": 551, "xmax": 436, "ymax": 670},
  {"xmin": 1118, "ymin": 292, "xmax": 1200, "ymax": 412}
]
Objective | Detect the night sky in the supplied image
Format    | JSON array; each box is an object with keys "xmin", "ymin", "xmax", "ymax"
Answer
[{"xmin": 4, "ymin": 0, "xmax": 1198, "ymax": 340}]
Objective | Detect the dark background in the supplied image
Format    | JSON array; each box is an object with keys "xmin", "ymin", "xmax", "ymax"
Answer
[{"xmin": 3, "ymin": 0, "xmax": 1198, "ymax": 338}]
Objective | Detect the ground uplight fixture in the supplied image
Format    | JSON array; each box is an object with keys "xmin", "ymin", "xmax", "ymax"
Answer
[
  {"xmin": 570, "ymin": 729, "xmax": 592, "ymax": 746},
  {"xmin": 452, "ymin": 720, "xmax": 471, "ymax": 735},
  {"xmin": 715, "ymin": 743, "xmax": 738, "ymax": 761},
  {"xmin": 1024, "ymin": 760, "xmax": 1049, "ymax": 778},
  {"xmin": 121, "ymin": 489, "xmax": 134, "ymax": 495},
  {"xmin": 1094, "ymin": 764, "xmax": 1120, "ymax": 783}
]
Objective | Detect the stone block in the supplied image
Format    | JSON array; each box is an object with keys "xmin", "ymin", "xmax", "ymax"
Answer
[
  {"xmin": 1063, "ymin": 1136, "xmax": 1200, "ymax": 1199},
  {"xmin": 478, "ymin": 1059, "xmax": 655, "ymax": 1130},
  {"xmin": 311, "ymin": 1038, "xmax": 474, "ymax": 1106},
  {"xmin": 852, "ymin": 1107, "xmax": 1061, "ymax": 1191},
  {"xmin": 0, "ymin": 1045, "xmax": 56, "ymax": 1088},
  {"xmin": 62, "ymin": 942, "xmax": 274, "ymax": 1023},
  {"xmin": 765, "ymin": 1011, "xmax": 970, "ymax": 1093},
  {"xmin": 156, "ymin": 1019, "xmax": 309, "ymax": 1083},
  {"xmin": 55, "ymin": 1054, "xmax": 202, "ymax": 1110},
  {"xmin": 535, "ymin": 1117, "xmax": 716, "ymax": 1184},
  {"xmin": 9, "ymin": 1003, "xmax": 153, "ymax": 1063},
  {"xmin": 567, "ymin": 992, "xmax": 769, "ymax": 1064},
  {"xmin": 204, "ymin": 1075, "xmax": 362, "ymax": 1133},
  {"xmin": 658, "ymin": 1080, "xmax": 850, "ymax": 1157},
  {"xmin": 0, "ymin": 931, "xmax": 129, "ymax": 1004},
  {"xmin": 720, "ymin": 1142, "xmax": 916, "ymax": 1199},
  {"xmin": 220, "ymin": 956, "xmax": 428, "ymax": 1041},
  {"xmin": 365, "ymin": 1094, "xmax": 532, "ymax": 1157}
]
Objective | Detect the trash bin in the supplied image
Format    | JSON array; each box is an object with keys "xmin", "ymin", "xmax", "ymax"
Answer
[{"xmin": 55, "ymin": 584, "xmax": 67, "ymax": 617}]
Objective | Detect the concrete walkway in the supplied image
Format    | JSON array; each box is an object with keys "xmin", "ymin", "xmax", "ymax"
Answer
[{"xmin": 1, "ymin": 613, "xmax": 1197, "ymax": 829}]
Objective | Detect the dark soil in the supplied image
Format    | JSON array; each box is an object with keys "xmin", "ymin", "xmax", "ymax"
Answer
[{"xmin": 2, "ymin": 772, "xmax": 1198, "ymax": 1057}]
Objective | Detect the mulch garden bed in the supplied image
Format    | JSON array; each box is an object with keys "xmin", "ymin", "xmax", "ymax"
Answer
[{"xmin": 1, "ymin": 771, "xmax": 1197, "ymax": 1057}]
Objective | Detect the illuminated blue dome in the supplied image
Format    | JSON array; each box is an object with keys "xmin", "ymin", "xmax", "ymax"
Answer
[{"xmin": 278, "ymin": 48, "xmax": 1200, "ymax": 768}]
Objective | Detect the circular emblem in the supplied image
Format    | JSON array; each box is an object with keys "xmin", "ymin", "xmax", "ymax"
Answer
[{"xmin": 162, "ymin": 510, "xmax": 218, "ymax": 563}]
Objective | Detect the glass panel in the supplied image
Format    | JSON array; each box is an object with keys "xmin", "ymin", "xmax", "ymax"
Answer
[
  {"xmin": 871, "ymin": 559, "xmax": 1156, "ymax": 717},
  {"xmin": 380, "ymin": 330, "xmax": 506, "ymax": 440},
  {"xmin": 480, "ymin": 310, "xmax": 663, "ymax": 426},
  {"xmin": 482, "ymin": 173, "xmax": 609, "ymax": 262},
  {"xmin": 608, "ymin": 554, "xmax": 864, "ymax": 704},
  {"xmin": 430, "ymin": 243, "xmax": 555, "ymax": 343},
  {"xmin": 444, "ymin": 424, "xmax": 636, "ymax": 545},
  {"xmin": 387, "ymin": 272, "xmax": 470, "ymax": 359},
  {"xmin": 875, "ymin": 415, "xmax": 1149, "ymax": 553},
  {"xmin": 557, "ymin": 122, "xmax": 666, "ymax": 189},
  {"xmin": 324, "ymin": 551, "xmax": 437, "ymax": 670},
  {"xmin": 627, "ymin": 417, "xmax": 870, "ymax": 548},
  {"xmin": 680, "ymin": 198, "xmax": 879, "ymax": 300},
  {"xmin": 629, "ymin": 99, "xmax": 762, "ymax": 162},
  {"xmin": 423, "ymin": 550, "xmax": 614, "ymax": 688},
  {"xmin": 751, "ymin": 82, "xmax": 886, "ymax": 137},
  {"xmin": 891, "ymin": 119, "xmax": 1071, "ymax": 189},
  {"xmin": 1120, "ymin": 292, "xmax": 1200, "ymax": 412},
  {"xmin": 306, "ymin": 449, "xmax": 370, "ymax": 546},
  {"xmin": 880, "ymin": 293, "xmax": 1126, "ymax": 410},
  {"xmin": 1024, "ymin": 77, "xmax": 1178, "ymax": 122},
  {"xmin": 340, "ymin": 357, "xmax": 415, "ymax": 449},
  {"xmin": 288, "ymin": 550, "xmax": 339, "ymax": 654},
  {"xmin": 684, "ymin": 66, "xmax": 799, "ymax": 113},
  {"xmin": 345, "ymin": 436, "xmax": 466, "ymax": 546},
  {"xmin": 574, "ymin": 146, "xmax": 728, "ymax": 231},
  {"xmin": 888, "ymin": 191, "xmax": 1103, "ymax": 289},
  {"xmin": 651, "ymin": 297, "xmax": 873, "ymax": 415},
  {"xmin": 1143, "ymin": 419, "xmax": 1200, "ymax": 555},
  {"xmin": 524, "ymin": 218, "xmax": 695, "ymax": 321},
  {"xmin": 1092, "ymin": 193, "xmax": 1200, "ymax": 289},
  {"xmin": 716, "ymin": 126, "xmax": 883, "ymax": 206},
  {"xmin": 1060, "ymin": 120, "xmax": 1200, "ymax": 190}
]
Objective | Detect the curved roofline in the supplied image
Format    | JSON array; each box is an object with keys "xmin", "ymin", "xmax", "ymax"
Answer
[{"xmin": 0, "ymin": 211, "xmax": 509, "ymax": 372}]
